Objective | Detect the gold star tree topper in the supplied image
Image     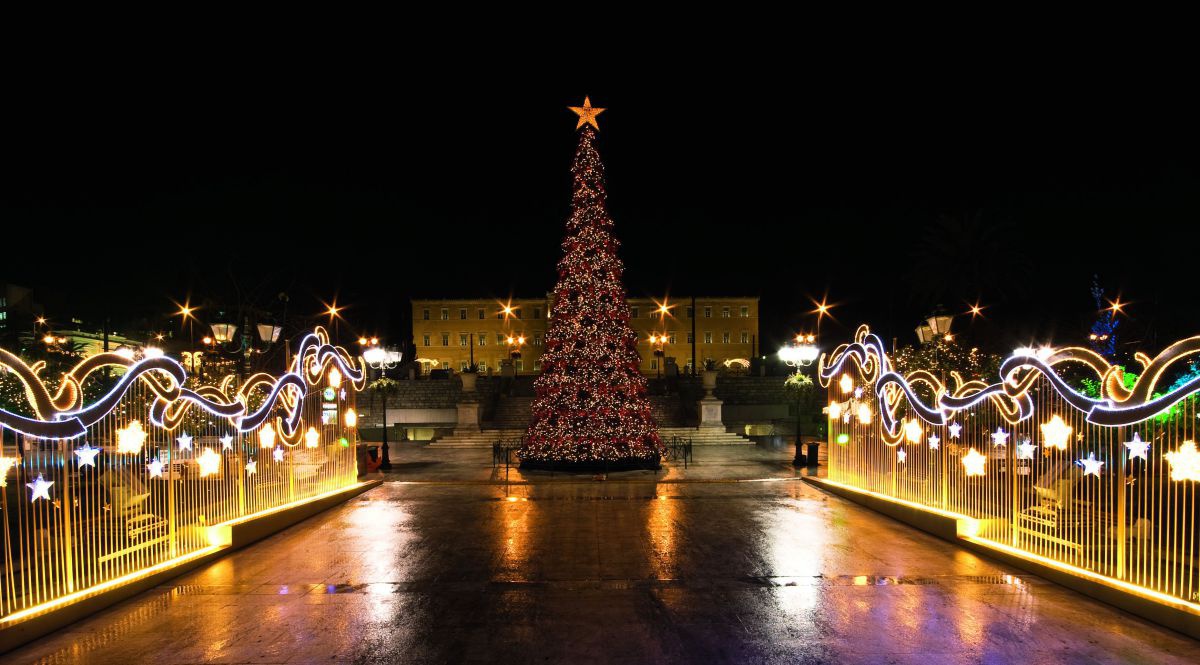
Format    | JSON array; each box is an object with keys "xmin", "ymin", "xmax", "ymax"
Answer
[{"xmin": 568, "ymin": 96, "xmax": 606, "ymax": 130}]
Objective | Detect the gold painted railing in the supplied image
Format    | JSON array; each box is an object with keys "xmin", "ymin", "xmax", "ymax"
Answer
[
  {"xmin": 821, "ymin": 325, "xmax": 1200, "ymax": 606},
  {"xmin": 0, "ymin": 327, "xmax": 362, "ymax": 623}
]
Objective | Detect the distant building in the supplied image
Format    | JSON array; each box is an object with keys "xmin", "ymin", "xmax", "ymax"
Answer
[
  {"xmin": 0, "ymin": 283, "xmax": 39, "ymax": 342},
  {"xmin": 410, "ymin": 296, "xmax": 759, "ymax": 375}
]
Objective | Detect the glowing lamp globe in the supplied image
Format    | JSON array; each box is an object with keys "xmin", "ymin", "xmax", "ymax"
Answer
[
  {"xmin": 363, "ymin": 347, "xmax": 385, "ymax": 365},
  {"xmin": 344, "ymin": 408, "xmax": 358, "ymax": 428},
  {"xmin": 305, "ymin": 426, "xmax": 320, "ymax": 449}
]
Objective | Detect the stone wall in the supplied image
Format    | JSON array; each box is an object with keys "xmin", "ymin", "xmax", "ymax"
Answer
[{"xmin": 356, "ymin": 377, "xmax": 502, "ymax": 427}]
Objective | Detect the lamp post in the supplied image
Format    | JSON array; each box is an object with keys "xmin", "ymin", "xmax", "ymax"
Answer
[
  {"xmin": 364, "ymin": 344, "xmax": 401, "ymax": 472},
  {"xmin": 649, "ymin": 334, "xmax": 666, "ymax": 379},
  {"xmin": 506, "ymin": 335, "xmax": 525, "ymax": 373},
  {"xmin": 780, "ymin": 334, "xmax": 819, "ymax": 468}
]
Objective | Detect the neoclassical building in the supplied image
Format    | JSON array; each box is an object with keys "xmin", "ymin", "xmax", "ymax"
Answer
[{"xmin": 411, "ymin": 296, "xmax": 760, "ymax": 375}]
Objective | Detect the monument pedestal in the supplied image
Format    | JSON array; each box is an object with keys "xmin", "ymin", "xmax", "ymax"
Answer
[
  {"xmin": 698, "ymin": 396, "xmax": 724, "ymax": 429},
  {"xmin": 455, "ymin": 400, "xmax": 481, "ymax": 434}
]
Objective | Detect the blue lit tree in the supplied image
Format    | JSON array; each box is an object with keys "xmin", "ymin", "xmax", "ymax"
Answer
[{"xmin": 1088, "ymin": 275, "xmax": 1118, "ymax": 358}]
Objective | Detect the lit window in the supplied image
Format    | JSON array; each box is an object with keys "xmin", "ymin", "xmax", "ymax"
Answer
[
  {"xmin": 704, "ymin": 306, "xmax": 712, "ymax": 318},
  {"xmin": 687, "ymin": 332, "xmax": 694, "ymax": 344},
  {"xmin": 440, "ymin": 308, "xmax": 449, "ymax": 320},
  {"xmin": 703, "ymin": 332, "xmax": 712, "ymax": 344},
  {"xmin": 441, "ymin": 333, "xmax": 449, "ymax": 347},
  {"xmin": 740, "ymin": 306, "xmax": 749, "ymax": 317},
  {"xmin": 668, "ymin": 332, "xmax": 676, "ymax": 344},
  {"xmin": 722, "ymin": 332, "xmax": 730, "ymax": 344},
  {"xmin": 459, "ymin": 334, "xmax": 468, "ymax": 347},
  {"xmin": 459, "ymin": 308, "xmax": 467, "ymax": 320},
  {"xmin": 721, "ymin": 307, "xmax": 730, "ymax": 318},
  {"xmin": 740, "ymin": 331, "xmax": 749, "ymax": 344},
  {"xmin": 478, "ymin": 333, "xmax": 487, "ymax": 346},
  {"xmin": 534, "ymin": 334, "xmax": 543, "ymax": 346},
  {"xmin": 422, "ymin": 334, "xmax": 431, "ymax": 346},
  {"xmin": 496, "ymin": 333, "xmax": 505, "ymax": 344},
  {"xmin": 650, "ymin": 359, "xmax": 658, "ymax": 370},
  {"xmin": 478, "ymin": 361, "xmax": 487, "ymax": 371}
]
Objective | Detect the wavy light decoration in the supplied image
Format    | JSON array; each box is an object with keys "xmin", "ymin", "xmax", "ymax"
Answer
[
  {"xmin": 0, "ymin": 326, "xmax": 364, "ymax": 625},
  {"xmin": 821, "ymin": 323, "xmax": 1200, "ymax": 615},
  {"xmin": 820, "ymin": 325, "xmax": 1200, "ymax": 440},
  {"xmin": 0, "ymin": 327, "xmax": 365, "ymax": 444}
]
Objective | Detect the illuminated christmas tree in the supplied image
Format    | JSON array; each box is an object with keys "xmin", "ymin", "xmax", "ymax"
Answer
[{"xmin": 519, "ymin": 98, "xmax": 663, "ymax": 471}]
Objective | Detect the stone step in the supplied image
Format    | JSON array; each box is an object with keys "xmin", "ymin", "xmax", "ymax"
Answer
[{"xmin": 429, "ymin": 426, "xmax": 754, "ymax": 448}]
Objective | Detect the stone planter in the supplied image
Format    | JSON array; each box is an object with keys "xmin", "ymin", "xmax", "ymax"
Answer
[
  {"xmin": 701, "ymin": 369, "xmax": 718, "ymax": 396},
  {"xmin": 460, "ymin": 372, "xmax": 478, "ymax": 392}
]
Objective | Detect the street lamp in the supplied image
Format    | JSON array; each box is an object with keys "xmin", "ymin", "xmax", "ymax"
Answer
[
  {"xmin": 915, "ymin": 308, "xmax": 954, "ymax": 345},
  {"xmin": 780, "ymin": 334, "xmax": 820, "ymax": 467},
  {"xmin": 363, "ymin": 346, "xmax": 401, "ymax": 371},
  {"xmin": 649, "ymin": 334, "xmax": 666, "ymax": 378},
  {"xmin": 506, "ymin": 335, "xmax": 525, "ymax": 374}
]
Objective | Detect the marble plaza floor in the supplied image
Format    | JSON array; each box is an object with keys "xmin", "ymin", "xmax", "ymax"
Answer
[{"xmin": 8, "ymin": 443, "xmax": 1200, "ymax": 664}]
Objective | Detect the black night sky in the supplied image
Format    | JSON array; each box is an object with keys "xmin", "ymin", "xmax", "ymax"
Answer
[{"xmin": 3, "ymin": 55, "xmax": 1198, "ymax": 358}]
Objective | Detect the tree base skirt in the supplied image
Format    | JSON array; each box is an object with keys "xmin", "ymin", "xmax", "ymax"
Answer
[{"xmin": 519, "ymin": 457, "xmax": 662, "ymax": 473}]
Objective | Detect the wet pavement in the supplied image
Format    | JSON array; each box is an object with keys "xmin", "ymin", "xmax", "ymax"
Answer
[{"xmin": 8, "ymin": 444, "xmax": 1200, "ymax": 664}]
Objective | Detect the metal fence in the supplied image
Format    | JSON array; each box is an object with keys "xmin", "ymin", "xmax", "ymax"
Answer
[
  {"xmin": 821, "ymin": 325, "xmax": 1200, "ymax": 607},
  {"xmin": 0, "ymin": 327, "xmax": 363, "ymax": 624}
]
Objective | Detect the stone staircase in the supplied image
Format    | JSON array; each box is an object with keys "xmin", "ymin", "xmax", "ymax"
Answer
[
  {"xmin": 489, "ymin": 396, "xmax": 534, "ymax": 428},
  {"xmin": 428, "ymin": 428, "xmax": 521, "ymax": 448},
  {"xmin": 429, "ymin": 425, "xmax": 753, "ymax": 448},
  {"xmin": 649, "ymin": 396, "xmax": 690, "ymax": 427},
  {"xmin": 657, "ymin": 426, "xmax": 754, "ymax": 445}
]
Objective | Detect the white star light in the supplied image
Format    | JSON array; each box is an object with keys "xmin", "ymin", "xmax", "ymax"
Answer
[
  {"xmin": 273, "ymin": 446, "xmax": 285, "ymax": 462},
  {"xmin": 1124, "ymin": 432, "xmax": 1150, "ymax": 461},
  {"xmin": 147, "ymin": 458, "xmax": 165, "ymax": 478},
  {"xmin": 962, "ymin": 448, "xmax": 987, "ymax": 476},
  {"xmin": 897, "ymin": 447, "xmax": 907, "ymax": 463},
  {"xmin": 1164, "ymin": 441, "xmax": 1200, "ymax": 482},
  {"xmin": 1040, "ymin": 415, "xmax": 1072, "ymax": 451},
  {"xmin": 927, "ymin": 434, "xmax": 941, "ymax": 450},
  {"xmin": 116, "ymin": 420, "xmax": 147, "ymax": 454},
  {"xmin": 26, "ymin": 473, "xmax": 54, "ymax": 502},
  {"xmin": 245, "ymin": 458, "xmax": 257, "ymax": 475},
  {"xmin": 0, "ymin": 457, "xmax": 17, "ymax": 488},
  {"xmin": 1016, "ymin": 438, "xmax": 1038, "ymax": 460},
  {"xmin": 903, "ymin": 419, "xmax": 923, "ymax": 444},
  {"xmin": 177, "ymin": 432, "xmax": 193, "ymax": 451},
  {"xmin": 991, "ymin": 427, "xmax": 1010, "ymax": 447},
  {"xmin": 853, "ymin": 386, "xmax": 863, "ymax": 399},
  {"xmin": 196, "ymin": 448, "xmax": 221, "ymax": 477},
  {"xmin": 948, "ymin": 422, "xmax": 962, "ymax": 439},
  {"xmin": 74, "ymin": 442, "xmax": 101, "ymax": 467},
  {"xmin": 1076, "ymin": 452, "xmax": 1104, "ymax": 476},
  {"xmin": 220, "ymin": 434, "xmax": 234, "ymax": 450}
]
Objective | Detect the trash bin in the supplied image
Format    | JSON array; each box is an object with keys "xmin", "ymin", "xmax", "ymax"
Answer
[{"xmin": 806, "ymin": 442, "xmax": 821, "ymax": 467}]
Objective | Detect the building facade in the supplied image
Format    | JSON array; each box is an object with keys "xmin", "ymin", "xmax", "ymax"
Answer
[{"xmin": 411, "ymin": 296, "xmax": 759, "ymax": 375}]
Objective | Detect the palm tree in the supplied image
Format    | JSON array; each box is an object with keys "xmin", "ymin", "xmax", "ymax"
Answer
[{"xmin": 905, "ymin": 210, "xmax": 1033, "ymax": 307}]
